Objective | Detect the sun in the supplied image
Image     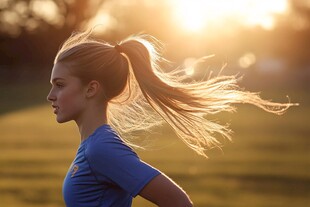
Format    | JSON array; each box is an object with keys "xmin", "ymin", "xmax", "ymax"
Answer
[
  {"xmin": 171, "ymin": 0, "xmax": 288, "ymax": 32},
  {"xmin": 174, "ymin": 1, "xmax": 206, "ymax": 32}
]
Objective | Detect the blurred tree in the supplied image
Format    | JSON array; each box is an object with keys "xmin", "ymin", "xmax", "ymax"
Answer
[
  {"xmin": 0, "ymin": 0, "xmax": 105, "ymax": 66},
  {"xmin": 0, "ymin": 0, "xmax": 105, "ymax": 36}
]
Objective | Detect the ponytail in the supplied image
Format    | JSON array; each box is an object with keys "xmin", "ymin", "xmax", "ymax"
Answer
[{"xmin": 107, "ymin": 34, "xmax": 297, "ymax": 157}]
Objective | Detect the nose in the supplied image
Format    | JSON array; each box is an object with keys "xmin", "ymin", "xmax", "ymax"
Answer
[{"xmin": 47, "ymin": 88, "xmax": 56, "ymax": 102}]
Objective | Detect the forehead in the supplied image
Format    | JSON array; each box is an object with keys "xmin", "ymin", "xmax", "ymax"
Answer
[{"xmin": 50, "ymin": 63, "xmax": 71, "ymax": 82}]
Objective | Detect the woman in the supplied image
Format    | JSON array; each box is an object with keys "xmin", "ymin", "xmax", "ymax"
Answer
[{"xmin": 47, "ymin": 28, "xmax": 295, "ymax": 207}]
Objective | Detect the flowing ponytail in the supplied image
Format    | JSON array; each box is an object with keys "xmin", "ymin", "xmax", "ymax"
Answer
[
  {"xmin": 110, "ymin": 34, "xmax": 297, "ymax": 157},
  {"xmin": 56, "ymin": 29, "xmax": 297, "ymax": 157}
]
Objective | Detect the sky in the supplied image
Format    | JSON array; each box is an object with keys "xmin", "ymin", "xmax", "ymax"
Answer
[{"xmin": 88, "ymin": 0, "xmax": 290, "ymax": 33}]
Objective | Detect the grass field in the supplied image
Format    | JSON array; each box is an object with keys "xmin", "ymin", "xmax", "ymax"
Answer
[{"xmin": 0, "ymin": 86, "xmax": 309, "ymax": 207}]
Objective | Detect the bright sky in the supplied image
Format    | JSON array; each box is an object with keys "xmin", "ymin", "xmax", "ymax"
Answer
[
  {"xmin": 171, "ymin": 0, "xmax": 288, "ymax": 32},
  {"xmin": 88, "ymin": 0, "xmax": 289, "ymax": 34},
  {"xmin": 3, "ymin": 0, "xmax": 289, "ymax": 34}
]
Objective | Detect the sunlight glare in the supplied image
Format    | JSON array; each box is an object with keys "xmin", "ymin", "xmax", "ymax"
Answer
[
  {"xmin": 174, "ymin": 0, "xmax": 207, "ymax": 32},
  {"xmin": 172, "ymin": 0, "xmax": 288, "ymax": 32}
]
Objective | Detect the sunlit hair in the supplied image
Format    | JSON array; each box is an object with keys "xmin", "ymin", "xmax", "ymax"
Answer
[{"xmin": 55, "ymin": 28, "xmax": 297, "ymax": 157}]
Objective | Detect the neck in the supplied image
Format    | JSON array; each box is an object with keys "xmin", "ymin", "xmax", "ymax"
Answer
[{"xmin": 75, "ymin": 103, "xmax": 108, "ymax": 142}]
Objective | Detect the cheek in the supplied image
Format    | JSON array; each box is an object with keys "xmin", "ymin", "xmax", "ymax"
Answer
[{"xmin": 59, "ymin": 88, "xmax": 86, "ymax": 110}]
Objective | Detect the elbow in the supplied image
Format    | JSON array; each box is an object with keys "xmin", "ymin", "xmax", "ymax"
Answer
[
  {"xmin": 159, "ymin": 203, "xmax": 193, "ymax": 207},
  {"xmin": 172, "ymin": 201, "xmax": 193, "ymax": 207},
  {"xmin": 157, "ymin": 198, "xmax": 193, "ymax": 207},
  {"xmin": 163, "ymin": 196, "xmax": 193, "ymax": 207},
  {"xmin": 178, "ymin": 202, "xmax": 193, "ymax": 207},
  {"xmin": 179, "ymin": 197, "xmax": 193, "ymax": 207},
  {"xmin": 183, "ymin": 200, "xmax": 194, "ymax": 207},
  {"xmin": 173, "ymin": 191, "xmax": 194, "ymax": 207},
  {"xmin": 182, "ymin": 193, "xmax": 194, "ymax": 207},
  {"xmin": 155, "ymin": 193, "xmax": 193, "ymax": 207}
]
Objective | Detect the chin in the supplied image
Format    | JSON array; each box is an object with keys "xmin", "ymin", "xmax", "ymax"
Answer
[{"xmin": 56, "ymin": 116, "xmax": 72, "ymax": 123}]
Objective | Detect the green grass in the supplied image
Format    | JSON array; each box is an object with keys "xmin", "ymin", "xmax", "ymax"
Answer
[{"xmin": 0, "ymin": 94, "xmax": 309, "ymax": 207}]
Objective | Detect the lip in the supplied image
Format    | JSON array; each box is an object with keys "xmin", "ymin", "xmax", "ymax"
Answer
[{"xmin": 52, "ymin": 105, "xmax": 59, "ymax": 114}]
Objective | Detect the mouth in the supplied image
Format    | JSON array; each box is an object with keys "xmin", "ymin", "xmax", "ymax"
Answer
[{"xmin": 52, "ymin": 105, "xmax": 59, "ymax": 114}]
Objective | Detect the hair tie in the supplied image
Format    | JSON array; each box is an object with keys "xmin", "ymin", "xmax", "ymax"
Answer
[{"xmin": 114, "ymin": 44, "xmax": 123, "ymax": 53}]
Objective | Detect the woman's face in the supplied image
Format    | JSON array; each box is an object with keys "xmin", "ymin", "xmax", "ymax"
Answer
[{"xmin": 47, "ymin": 63, "xmax": 87, "ymax": 123}]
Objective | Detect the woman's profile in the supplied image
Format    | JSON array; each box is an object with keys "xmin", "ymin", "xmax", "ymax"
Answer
[{"xmin": 47, "ymin": 28, "xmax": 296, "ymax": 206}]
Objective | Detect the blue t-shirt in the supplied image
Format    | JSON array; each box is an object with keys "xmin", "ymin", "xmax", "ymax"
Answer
[{"xmin": 63, "ymin": 124, "xmax": 161, "ymax": 207}]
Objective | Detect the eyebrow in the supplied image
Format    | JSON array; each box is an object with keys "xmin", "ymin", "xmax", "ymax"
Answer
[{"xmin": 50, "ymin": 78, "xmax": 65, "ymax": 84}]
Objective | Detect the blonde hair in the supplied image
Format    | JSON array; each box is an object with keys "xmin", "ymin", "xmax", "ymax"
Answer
[{"xmin": 55, "ymin": 28, "xmax": 297, "ymax": 157}]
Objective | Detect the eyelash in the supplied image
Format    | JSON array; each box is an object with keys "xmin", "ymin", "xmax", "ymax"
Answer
[{"xmin": 55, "ymin": 83, "xmax": 64, "ymax": 88}]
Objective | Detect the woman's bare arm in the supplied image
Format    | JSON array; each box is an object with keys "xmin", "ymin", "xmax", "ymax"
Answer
[{"xmin": 139, "ymin": 173, "xmax": 193, "ymax": 207}]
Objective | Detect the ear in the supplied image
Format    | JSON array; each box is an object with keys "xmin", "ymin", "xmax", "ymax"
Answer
[{"xmin": 85, "ymin": 80, "xmax": 100, "ymax": 98}]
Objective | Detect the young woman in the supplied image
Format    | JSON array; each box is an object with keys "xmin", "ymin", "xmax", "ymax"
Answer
[{"xmin": 47, "ymin": 28, "xmax": 296, "ymax": 207}]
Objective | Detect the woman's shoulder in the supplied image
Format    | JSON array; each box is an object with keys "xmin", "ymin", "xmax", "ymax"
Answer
[
  {"xmin": 90, "ymin": 124, "xmax": 120, "ymax": 142},
  {"xmin": 85, "ymin": 124, "xmax": 137, "ymax": 160}
]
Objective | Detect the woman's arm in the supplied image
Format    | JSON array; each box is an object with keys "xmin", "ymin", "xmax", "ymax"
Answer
[{"xmin": 139, "ymin": 173, "xmax": 193, "ymax": 207}]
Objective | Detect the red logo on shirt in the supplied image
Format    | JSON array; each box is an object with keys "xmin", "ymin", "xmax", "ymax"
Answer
[{"xmin": 70, "ymin": 164, "xmax": 79, "ymax": 177}]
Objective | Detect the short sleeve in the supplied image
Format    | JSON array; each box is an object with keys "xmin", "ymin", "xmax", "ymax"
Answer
[{"xmin": 85, "ymin": 131, "xmax": 160, "ymax": 197}]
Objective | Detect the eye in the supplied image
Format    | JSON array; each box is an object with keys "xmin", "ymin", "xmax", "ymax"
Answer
[{"xmin": 56, "ymin": 82, "xmax": 64, "ymax": 88}]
